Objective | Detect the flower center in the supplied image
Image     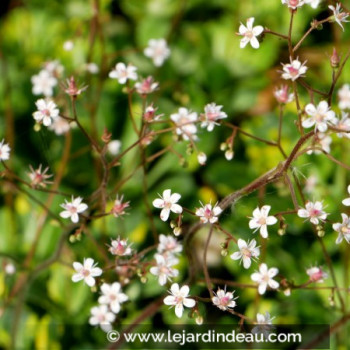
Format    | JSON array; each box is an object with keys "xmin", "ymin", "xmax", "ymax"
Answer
[
  {"xmin": 258, "ymin": 217, "xmax": 266, "ymax": 225},
  {"xmin": 309, "ymin": 208, "xmax": 320, "ymax": 217},
  {"xmin": 244, "ymin": 30, "xmax": 254, "ymax": 39},
  {"xmin": 81, "ymin": 268, "xmax": 90, "ymax": 277},
  {"xmin": 288, "ymin": 66, "xmax": 299, "ymax": 77},
  {"xmin": 241, "ymin": 247, "xmax": 252, "ymax": 258}
]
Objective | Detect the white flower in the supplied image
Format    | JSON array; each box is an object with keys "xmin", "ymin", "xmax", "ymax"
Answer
[
  {"xmin": 297, "ymin": 201, "xmax": 328, "ymax": 225},
  {"xmin": 238, "ymin": 17, "xmax": 264, "ymax": 49},
  {"xmin": 108, "ymin": 236, "xmax": 132, "ymax": 256},
  {"xmin": 60, "ymin": 196, "xmax": 88, "ymax": 223},
  {"xmin": 306, "ymin": 133, "xmax": 332, "ymax": 155},
  {"xmin": 170, "ymin": 108, "xmax": 198, "ymax": 141},
  {"xmin": 27, "ymin": 164, "xmax": 53, "ymax": 188},
  {"xmin": 98, "ymin": 282, "xmax": 128, "ymax": 314},
  {"xmin": 0, "ymin": 139, "xmax": 10, "ymax": 161},
  {"xmin": 144, "ymin": 38, "xmax": 170, "ymax": 67},
  {"xmin": 230, "ymin": 238, "xmax": 260, "ymax": 269},
  {"xmin": 281, "ymin": 58, "xmax": 308, "ymax": 81},
  {"xmin": 252, "ymin": 312, "xmax": 274, "ymax": 338},
  {"xmin": 150, "ymin": 253, "xmax": 179, "ymax": 286},
  {"xmin": 334, "ymin": 112, "xmax": 350, "ymax": 138},
  {"xmin": 333, "ymin": 213, "xmax": 350, "ymax": 244},
  {"xmin": 152, "ymin": 189, "xmax": 182, "ymax": 221},
  {"xmin": 195, "ymin": 202, "xmax": 222, "ymax": 224},
  {"xmin": 84, "ymin": 62, "xmax": 99, "ymax": 74},
  {"xmin": 329, "ymin": 3, "xmax": 349, "ymax": 31},
  {"xmin": 109, "ymin": 63, "xmax": 138, "ymax": 84},
  {"xmin": 225, "ymin": 149, "xmax": 234, "ymax": 160},
  {"xmin": 31, "ymin": 69, "xmax": 57, "ymax": 97},
  {"xmin": 89, "ymin": 305, "xmax": 115, "ymax": 332},
  {"xmin": 72, "ymin": 258, "xmax": 102, "ymax": 287},
  {"xmin": 338, "ymin": 84, "xmax": 350, "ymax": 110},
  {"xmin": 197, "ymin": 152, "xmax": 207, "ymax": 165},
  {"xmin": 273, "ymin": 85, "xmax": 294, "ymax": 104},
  {"xmin": 306, "ymin": 266, "xmax": 328, "ymax": 283},
  {"xmin": 343, "ymin": 185, "xmax": 350, "ymax": 206},
  {"xmin": 33, "ymin": 99, "xmax": 60, "ymax": 127},
  {"xmin": 135, "ymin": 76, "xmax": 159, "ymax": 95},
  {"xmin": 212, "ymin": 288, "xmax": 237, "ymax": 311},
  {"xmin": 48, "ymin": 116, "xmax": 70, "ymax": 135},
  {"xmin": 251, "ymin": 263, "xmax": 279, "ymax": 295},
  {"xmin": 249, "ymin": 205, "xmax": 277, "ymax": 238},
  {"xmin": 44, "ymin": 60, "xmax": 64, "ymax": 76},
  {"xmin": 157, "ymin": 234, "xmax": 183, "ymax": 256},
  {"xmin": 200, "ymin": 103, "xmax": 227, "ymax": 131},
  {"xmin": 110, "ymin": 195, "xmax": 130, "ymax": 218},
  {"xmin": 163, "ymin": 283, "xmax": 196, "ymax": 318},
  {"xmin": 4, "ymin": 262, "xmax": 16, "ymax": 275},
  {"xmin": 107, "ymin": 140, "xmax": 122, "ymax": 155},
  {"xmin": 303, "ymin": 101, "xmax": 336, "ymax": 132},
  {"xmin": 281, "ymin": 0, "xmax": 305, "ymax": 9},
  {"xmin": 304, "ymin": 0, "xmax": 320, "ymax": 9},
  {"xmin": 63, "ymin": 40, "xmax": 74, "ymax": 51}
]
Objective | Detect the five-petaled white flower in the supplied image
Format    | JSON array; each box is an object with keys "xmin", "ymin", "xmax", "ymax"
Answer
[
  {"xmin": 306, "ymin": 266, "xmax": 328, "ymax": 283},
  {"xmin": 281, "ymin": 0, "xmax": 305, "ymax": 9},
  {"xmin": 31, "ymin": 69, "xmax": 58, "ymax": 97},
  {"xmin": 249, "ymin": 205, "xmax": 277, "ymax": 239},
  {"xmin": 150, "ymin": 254, "xmax": 179, "ymax": 286},
  {"xmin": 297, "ymin": 201, "xmax": 328, "ymax": 225},
  {"xmin": 200, "ymin": 103, "xmax": 227, "ymax": 132},
  {"xmin": 157, "ymin": 234, "xmax": 183, "ymax": 256},
  {"xmin": 333, "ymin": 213, "xmax": 350, "ymax": 244},
  {"xmin": 0, "ymin": 139, "xmax": 11, "ymax": 161},
  {"xmin": 195, "ymin": 202, "xmax": 222, "ymax": 224},
  {"xmin": 60, "ymin": 196, "xmax": 88, "ymax": 223},
  {"xmin": 27, "ymin": 164, "xmax": 53, "ymax": 188},
  {"xmin": 281, "ymin": 58, "xmax": 308, "ymax": 81},
  {"xmin": 170, "ymin": 108, "xmax": 198, "ymax": 141},
  {"xmin": 144, "ymin": 38, "xmax": 170, "ymax": 67},
  {"xmin": 230, "ymin": 238, "xmax": 260, "ymax": 269},
  {"xmin": 152, "ymin": 189, "xmax": 183, "ymax": 221},
  {"xmin": 98, "ymin": 282, "xmax": 128, "ymax": 314},
  {"xmin": 89, "ymin": 305, "xmax": 115, "ymax": 332},
  {"xmin": 33, "ymin": 99, "xmax": 60, "ymax": 127},
  {"xmin": 251, "ymin": 263, "xmax": 279, "ymax": 295},
  {"xmin": 238, "ymin": 17, "xmax": 264, "ymax": 49},
  {"xmin": 163, "ymin": 283, "xmax": 196, "ymax": 318},
  {"xmin": 338, "ymin": 84, "xmax": 350, "ymax": 110},
  {"xmin": 343, "ymin": 185, "xmax": 350, "ymax": 206},
  {"xmin": 108, "ymin": 236, "xmax": 132, "ymax": 256},
  {"xmin": 109, "ymin": 62, "xmax": 138, "ymax": 84},
  {"xmin": 110, "ymin": 194, "xmax": 130, "ymax": 218},
  {"xmin": 302, "ymin": 101, "xmax": 336, "ymax": 132},
  {"xmin": 212, "ymin": 288, "xmax": 237, "ymax": 311},
  {"xmin": 329, "ymin": 3, "xmax": 349, "ymax": 31},
  {"xmin": 72, "ymin": 258, "xmax": 102, "ymax": 287}
]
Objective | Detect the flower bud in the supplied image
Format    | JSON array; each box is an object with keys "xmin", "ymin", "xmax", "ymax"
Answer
[
  {"xmin": 220, "ymin": 142, "xmax": 227, "ymax": 151},
  {"xmin": 140, "ymin": 276, "xmax": 148, "ymax": 283},
  {"xmin": 197, "ymin": 152, "xmax": 207, "ymax": 165},
  {"xmin": 330, "ymin": 47, "xmax": 340, "ymax": 69},
  {"xmin": 225, "ymin": 149, "xmax": 234, "ymax": 161},
  {"xmin": 173, "ymin": 227, "xmax": 182, "ymax": 236},
  {"xmin": 195, "ymin": 316, "xmax": 203, "ymax": 325},
  {"xmin": 317, "ymin": 230, "xmax": 325, "ymax": 237},
  {"xmin": 221, "ymin": 249, "xmax": 228, "ymax": 257}
]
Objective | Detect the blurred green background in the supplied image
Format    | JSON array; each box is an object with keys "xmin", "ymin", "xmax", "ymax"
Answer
[{"xmin": 1, "ymin": 0, "xmax": 350, "ymax": 349}]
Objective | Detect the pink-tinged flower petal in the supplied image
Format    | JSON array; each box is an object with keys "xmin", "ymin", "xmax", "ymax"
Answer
[
  {"xmin": 160, "ymin": 208, "xmax": 170, "ymax": 221},
  {"xmin": 72, "ymin": 273, "xmax": 84, "ymax": 282},
  {"xmin": 336, "ymin": 234, "xmax": 343, "ymax": 244},
  {"xmin": 111, "ymin": 302, "xmax": 121, "ymax": 314},
  {"xmin": 317, "ymin": 122, "xmax": 328, "ymax": 132},
  {"xmin": 260, "ymin": 225, "xmax": 268, "ymax": 238},
  {"xmin": 230, "ymin": 252, "xmax": 242, "ymax": 260},
  {"xmin": 305, "ymin": 103, "xmax": 316, "ymax": 116},
  {"xmin": 251, "ymin": 272, "xmax": 261, "ymax": 282},
  {"xmin": 298, "ymin": 209, "xmax": 309, "ymax": 218},
  {"xmin": 152, "ymin": 198, "xmax": 164, "ymax": 208},
  {"xmin": 253, "ymin": 25, "xmax": 264, "ymax": 36},
  {"xmin": 77, "ymin": 203, "xmax": 88, "ymax": 212},
  {"xmin": 171, "ymin": 204, "xmax": 183, "ymax": 214},
  {"xmin": 249, "ymin": 219, "xmax": 260, "ymax": 229},
  {"xmin": 91, "ymin": 267, "xmax": 103, "ymax": 277},
  {"xmin": 179, "ymin": 285, "xmax": 190, "ymax": 297},
  {"xmin": 240, "ymin": 37, "xmax": 250, "ymax": 48},
  {"xmin": 243, "ymin": 256, "xmax": 252, "ymax": 269},
  {"xmin": 318, "ymin": 101, "xmax": 329, "ymax": 114},
  {"xmin": 258, "ymin": 282, "xmax": 267, "ymax": 295},
  {"xmin": 246, "ymin": 17, "xmax": 255, "ymax": 30},
  {"xmin": 302, "ymin": 118, "xmax": 315, "ymax": 129},
  {"xmin": 183, "ymin": 298, "xmax": 196, "ymax": 308},
  {"xmin": 266, "ymin": 216, "xmax": 277, "ymax": 225},
  {"xmin": 268, "ymin": 279, "xmax": 279, "ymax": 289},
  {"xmin": 84, "ymin": 258, "xmax": 94, "ymax": 269},
  {"xmin": 175, "ymin": 304, "xmax": 184, "ymax": 318},
  {"xmin": 162, "ymin": 189, "xmax": 172, "ymax": 201},
  {"xmin": 238, "ymin": 24, "xmax": 247, "ymax": 34},
  {"xmin": 268, "ymin": 267, "xmax": 278, "ymax": 277},
  {"xmin": 170, "ymin": 283, "xmax": 179, "ymax": 294},
  {"xmin": 342, "ymin": 198, "xmax": 350, "ymax": 206},
  {"xmin": 71, "ymin": 213, "xmax": 79, "ymax": 223},
  {"xmin": 163, "ymin": 295, "xmax": 176, "ymax": 305},
  {"xmin": 237, "ymin": 239, "xmax": 247, "ymax": 250},
  {"xmin": 85, "ymin": 276, "xmax": 96, "ymax": 287},
  {"xmin": 170, "ymin": 193, "xmax": 181, "ymax": 203},
  {"xmin": 250, "ymin": 37, "xmax": 260, "ymax": 49},
  {"xmin": 73, "ymin": 262, "xmax": 83, "ymax": 271}
]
